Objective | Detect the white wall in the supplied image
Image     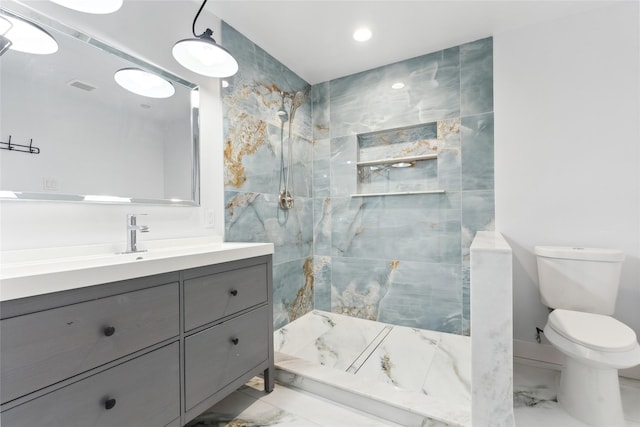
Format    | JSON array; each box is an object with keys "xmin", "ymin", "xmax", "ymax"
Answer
[
  {"xmin": 0, "ymin": 1, "xmax": 225, "ymax": 251},
  {"xmin": 494, "ymin": 1, "xmax": 640, "ymax": 351}
]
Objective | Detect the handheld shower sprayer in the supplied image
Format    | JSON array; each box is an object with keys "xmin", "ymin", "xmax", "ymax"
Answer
[
  {"xmin": 278, "ymin": 91, "xmax": 294, "ymax": 211},
  {"xmin": 277, "ymin": 87, "xmax": 310, "ymax": 213}
]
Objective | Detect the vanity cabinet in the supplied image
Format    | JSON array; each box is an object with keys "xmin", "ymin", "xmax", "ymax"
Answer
[
  {"xmin": 0, "ymin": 282, "xmax": 179, "ymax": 404},
  {"xmin": 1, "ymin": 343, "xmax": 181, "ymax": 427},
  {"xmin": 183, "ymin": 262, "xmax": 268, "ymax": 332},
  {"xmin": 0, "ymin": 254, "xmax": 274, "ymax": 427},
  {"xmin": 184, "ymin": 306, "xmax": 270, "ymax": 413}
]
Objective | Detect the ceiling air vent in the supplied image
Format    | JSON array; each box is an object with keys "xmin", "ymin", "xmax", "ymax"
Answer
[{"xmin": 67, "ymin": 79, "xmax": 97, "ymax": 91}]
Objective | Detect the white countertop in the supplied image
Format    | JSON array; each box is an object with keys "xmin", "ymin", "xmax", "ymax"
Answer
[
  {"xmin": 469, "ymin": 231, "xmax": 512, "ymax": 253},
  {"xmin": 0, "ymin": 237, "xmax": 274, "ymax": 302}
]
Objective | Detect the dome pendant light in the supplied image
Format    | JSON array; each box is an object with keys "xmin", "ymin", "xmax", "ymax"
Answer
[
  {"xmin": 114, "ymin": 68, "xmax": 175, "ymax": 98},
  {"xmin": 0, "ymin": 16, "xmax": 12, "ymax": 56},
  {"xmin": 49, "ymin": 0, "xmax": 123, "ymax": 14},
  {"xmin": 172, "ymin": 0, "xmax": 238, "ymax": 78},
  {"xmin": 0, "ymin": 13, "xmax": 58, "ymax": 55}
]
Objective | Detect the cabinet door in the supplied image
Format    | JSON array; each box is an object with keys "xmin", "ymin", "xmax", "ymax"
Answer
[
  {"xmin": 0, "ymin": 283, "xmax": 179, "ymax": 404},
  {"xmin": 0, "ymin": 343, "xmax": 180, "ymax": 427},
  {"xmin": 184, "ymin": 306, "xmax": 269, "ymax": 410},
  {"xmin": 184, "ymin": 263, "xmax": 268, "ymax": 331}
]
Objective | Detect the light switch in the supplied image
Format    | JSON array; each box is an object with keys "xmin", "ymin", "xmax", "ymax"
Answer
[
  {"xmin": 204, "ymin": 209, "xmax": 215, "ymax": 228},
  {"xmin": 43, "ymin": 177, "xmax": 59, "ymax": 191}
]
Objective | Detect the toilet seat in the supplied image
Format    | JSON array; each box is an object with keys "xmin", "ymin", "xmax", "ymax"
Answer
[{"xmin": 547, "ymin": 309, "xmax": 638, "ymax": 352}]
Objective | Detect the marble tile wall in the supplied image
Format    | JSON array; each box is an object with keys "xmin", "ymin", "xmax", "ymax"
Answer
[
  {"xmin": 221, "ymin": 23, "xmax": 314, "ymax": 329},
  {"xmin": 313, "ymin": 37, "xmax": 495, "ymax": 335},
  {"xmin": 221, "ymin": 20, "xmax": 494, "ymax": 334}
]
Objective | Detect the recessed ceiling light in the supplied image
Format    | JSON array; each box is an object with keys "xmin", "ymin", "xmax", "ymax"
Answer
[
  {"xmin": 114, "ymin": 68, "xmax": 175, "ymax": 99},
  {"xmin": 391, "ymin": 82, "xmax": 405, "ymax": 90},
  {"xmin": 49, "ymin": 0, "xmax": 123, "ymax": 14},
  {"xmin": 1, "ymin": 14, "xmax": 58, "ymax": 54},
  {"xmin": 353, "ymin": 28, "xmax": 372, "ymax": 42}
]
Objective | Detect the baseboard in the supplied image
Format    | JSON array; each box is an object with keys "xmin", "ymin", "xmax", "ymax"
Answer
[{"xmin": 514, "ymin": 339, "xmax": 640, "ymax": 381}]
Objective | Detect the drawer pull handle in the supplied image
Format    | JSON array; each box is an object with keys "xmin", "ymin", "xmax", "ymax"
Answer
[
  {"xmin": 103, "ymin": 326, "xmax": 116, "ymax": 337},
  {"xmin": 104, "ymin": 398, "xmax": 117, "ymax": 410},
  {"xmin": 231, "ymin": 337, "xmax": 239, "ymax": 345},
  {"xmin": 230, "ymin": 289, "xmax": 238, "ymax": 296}
]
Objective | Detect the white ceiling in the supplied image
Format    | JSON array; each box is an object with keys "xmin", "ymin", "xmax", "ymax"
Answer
[
  {"xmin": 209, "ymin": 0, "xmax": 618, "ymax": 84},
  {"xmin": 6, "ymin": 0, "xmax": 620, "ymax": 86}
]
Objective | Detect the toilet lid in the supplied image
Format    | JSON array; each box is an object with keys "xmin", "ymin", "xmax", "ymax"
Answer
[{"xmin": 548, "ymin": 309, "xmax": 638, "ymax": 352}]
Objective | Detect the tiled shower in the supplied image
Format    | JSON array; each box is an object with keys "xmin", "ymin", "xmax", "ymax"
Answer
[{"xmin": 222, "ymin": 22, "xmax": 495, "ymax": 336}]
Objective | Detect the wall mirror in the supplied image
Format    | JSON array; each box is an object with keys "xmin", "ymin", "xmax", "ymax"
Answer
[{"xmin": 0, "ymin": 6, "xmax": 200, "ymax": 206}]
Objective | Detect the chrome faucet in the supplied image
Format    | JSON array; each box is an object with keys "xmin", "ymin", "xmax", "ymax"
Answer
[{"xmin": 125, "ymin": 214, "xmax": 149, "ymax": 253}]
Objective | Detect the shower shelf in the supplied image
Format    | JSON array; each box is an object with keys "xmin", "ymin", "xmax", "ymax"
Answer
[
  {"xmin": 356, "ymin": 153, "xmax": 437, "ymax": 167},
  {"xmin": 355, "ymin": 153, "xmax": 442, "ymax": 196},
  {"xmin": 351, "ymin": 189, "xmax": 445, "ymax": 197}
]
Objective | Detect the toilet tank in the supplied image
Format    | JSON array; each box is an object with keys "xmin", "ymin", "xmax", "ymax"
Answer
[{"xmin": 534, "ymin": 246, "xmax": 624, "ymax": 315}]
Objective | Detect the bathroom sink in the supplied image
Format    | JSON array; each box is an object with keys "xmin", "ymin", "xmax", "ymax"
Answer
[{"xmin": 0, "ymin": 237, "xmax": 274, "ymax": 302}]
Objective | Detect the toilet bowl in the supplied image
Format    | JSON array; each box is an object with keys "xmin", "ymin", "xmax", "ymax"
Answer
[
  {"xmin": 544, "ymin": 309, "xmax": 640, "ymax": 426},
  {"xmin": 535, "ymin": 246, "xmax": 640, "ymax": 426}
]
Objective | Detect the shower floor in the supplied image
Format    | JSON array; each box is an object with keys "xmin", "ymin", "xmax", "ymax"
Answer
[{"xmin": 273, "ymin": 310, "xmax": 471, "ymax": 427}]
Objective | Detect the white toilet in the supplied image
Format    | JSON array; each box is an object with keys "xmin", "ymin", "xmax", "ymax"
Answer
[{"xmin": 535, "ymin": 246, "xmax": 640, "ymax": 427}]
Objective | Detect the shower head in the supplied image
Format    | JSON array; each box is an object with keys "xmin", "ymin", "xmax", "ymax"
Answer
[{"xmin": 289, "ymin": 86, "xmax": 310, "ymax": 124}]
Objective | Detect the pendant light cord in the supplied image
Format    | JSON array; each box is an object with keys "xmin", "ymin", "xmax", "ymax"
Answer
[{"xmin": 192, "ymin": 0, "xmax": 212, "ymax": 39}]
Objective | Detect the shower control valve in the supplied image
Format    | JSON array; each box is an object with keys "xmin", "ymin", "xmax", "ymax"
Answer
[{"xmin": 278, "ymin": 190, "xmax": 294, "ymax": 210}]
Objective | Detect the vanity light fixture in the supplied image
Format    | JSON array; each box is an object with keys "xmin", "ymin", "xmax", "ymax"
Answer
[
  {"xmin": 172, "ymin": 0, "xmax": 238, "ymax": 78},
  {"xmin": 0, "ymin": 13, "xmax": 58, "ymax": 54},
  {"xmin": 114, "ymin": 68, "xmax": 175, "ymax": 98},
  {"xmin": 49, "ymin": 0, "xmax": 123, "ymax": 14}
]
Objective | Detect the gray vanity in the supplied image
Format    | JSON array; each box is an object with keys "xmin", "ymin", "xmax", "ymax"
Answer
[{"xmin": 0, "ymin": 244, "xmax": 274, "ymax": 426}]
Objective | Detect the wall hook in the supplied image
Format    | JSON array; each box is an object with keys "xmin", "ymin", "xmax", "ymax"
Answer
[{"xmin": 0, "ymin": 135, "xmax": 41, "ymax": 154}]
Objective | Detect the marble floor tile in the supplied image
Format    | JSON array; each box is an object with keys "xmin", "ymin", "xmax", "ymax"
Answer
[
  {"xmin": 274, "ymin": 310, "xmax": 341, "ymax": 355},
  {"xmin": 275, "ymin": 310, "xmax": 389, "ymax": 370},
  {"xmin": 353, "ymin": 326, "xmax": 440, "ymax": 390},
  {"xmin": 187, "ymin": 377, "xmax": 403, "ymax": 427},
  {"xmin": 185, "ymin": 309, "xmax": 640, "ymax": 427},
  {"xmin": 274, "ymin": 352, "xmax": 468, "ymax": 426},
  {"xmin": 513, "ymin": 359, "xmax": 640, "ymax": 427},
  {"xmin": 422, "ymin": 332, "xmax": 471, "ymax": 406},
  {"xmin": 274, "ymin": 310, "xmax": 472, "ymax": 426}
]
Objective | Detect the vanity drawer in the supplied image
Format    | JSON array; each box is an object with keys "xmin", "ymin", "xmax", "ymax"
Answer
[
  {"xmin": 0, "ymin": 282, "xmax": 179, "ymax": 404},
  {"xmin": 0, "ymin": 342, "xmax": 180, "ymax": 427},
  {"xmin": 184, "ymin": 263, "xmax": 268, "ymax": 331},
  {"xmin": 184, "ymin": 305, "xmax": 269, "ymax": 410}
]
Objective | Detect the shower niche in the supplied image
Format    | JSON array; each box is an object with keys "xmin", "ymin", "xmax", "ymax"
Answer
[{"xmin": 355, "ymin": 121, "xmax": 446, "ymax": 197}]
